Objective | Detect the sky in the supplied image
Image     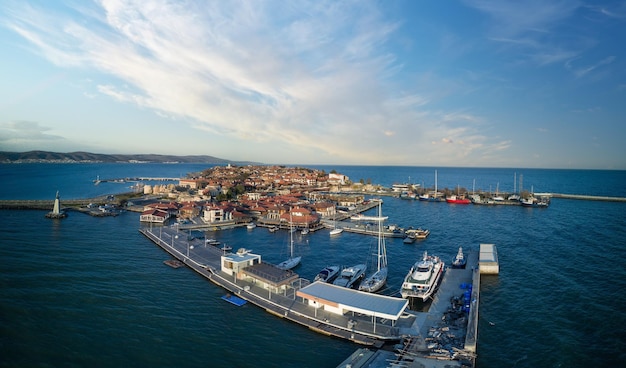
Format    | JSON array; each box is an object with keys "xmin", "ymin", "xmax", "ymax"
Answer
[{"xmin": 0, "ymin": 0, "xmax": 625, "ymax": 169}]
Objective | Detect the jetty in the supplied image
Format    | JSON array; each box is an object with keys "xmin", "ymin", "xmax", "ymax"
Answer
[{"xmin": 139, "ymin": 226, "xmax": 481, "ymax": 366}]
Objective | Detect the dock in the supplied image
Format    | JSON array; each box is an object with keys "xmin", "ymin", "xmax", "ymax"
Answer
[
  {"xmin": 479, "ymin": 243, "xmax": 499, "ymax": 275},
  {"xmin": 139, "ymin": 226, "xmax": 481, "ymax": 366}
]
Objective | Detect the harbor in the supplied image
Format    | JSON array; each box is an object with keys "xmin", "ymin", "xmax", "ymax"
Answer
[{"xmin": 139, "ymin": 225, "xmax": 487, "ymax": 366}]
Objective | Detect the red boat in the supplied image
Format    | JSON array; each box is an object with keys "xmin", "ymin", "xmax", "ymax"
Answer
[{"xmin": 446, "ymin": 195, "xmax": 471, "ymax": 204}]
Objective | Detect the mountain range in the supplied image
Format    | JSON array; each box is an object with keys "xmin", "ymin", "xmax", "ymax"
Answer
[{"xmin": 0, "ymin": 151, "xmax": 255, "ymax": 164}]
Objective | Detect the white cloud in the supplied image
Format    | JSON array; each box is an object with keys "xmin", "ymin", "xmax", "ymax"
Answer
[{"xmin": 0, "ymin": 0, "xmax": 517, "ymax": 165}]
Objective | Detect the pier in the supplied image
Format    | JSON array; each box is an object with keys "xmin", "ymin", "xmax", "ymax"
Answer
[{"xmin": 139, "ymin": 226, "xmax": 481, "ymax": 366}]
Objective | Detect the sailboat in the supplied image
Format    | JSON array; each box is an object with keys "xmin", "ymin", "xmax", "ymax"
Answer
[
  {"xmin": 419, "ymin": 169, "xmax": 443, "ymax": 201},
  {"xmin": 329, "ymin": 211, "xmax": 343, "ymax": 236},
  {"xmin": 359, "ymin": 203, "xmax": 388, "ymax": 293},
  {"xmin": 277, "ymin": 214, "xmax": 301, "ymax": 270}
]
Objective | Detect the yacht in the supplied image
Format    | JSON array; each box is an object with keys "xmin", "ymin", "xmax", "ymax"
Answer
[
  {"xmin": 314, "ymin": 265, "xmax": 340, "ymax": 283},
  {"xmin": 333, "ymin": 264, "xmax": 366, "ymax": 289},
  {"xmin": 401, "ymin": 251, "xmax": 444, "ymax": 301}
]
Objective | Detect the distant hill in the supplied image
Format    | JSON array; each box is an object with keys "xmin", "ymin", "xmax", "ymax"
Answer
[{"xmin": 0, "ymin": 151, "xmax": 257, "ymax": 164}]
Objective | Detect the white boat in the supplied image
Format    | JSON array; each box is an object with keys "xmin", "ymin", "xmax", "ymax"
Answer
[
  {"xmin": 359, "ymin": 203, "xmax": 388, "ymax": 293},
  {"xmin": 333, "ymin": 264, "xmax": 367, "ymax": 288},
  {"xmin": 330, "ymin": 213, "xmax": 343, "ymax": 236},
  {"xmin": 451, "ymin": 246, "xmax": 466, "ymax": 269},
  {"xmin": 301, "ymin": 227, "xmax": 310, "ymax": 235},
  {"xmin": 268, "ymin": 226, "xmax": 278, "ymax": 232},
  {"xmin": 277, "ymin": 215, "xmax": 301, "ymax": 270},
  {"xmin": 246, "ymin": 222, "xmax": 256, "ymax": 229},
  {"xmin": 314, "ymin": 265, "xmax": 340, "ymax": 283},
  {"xmin": 401, "ymin": 251, "xmax": 445, "ymax": 301},
  {"xmin": 329, "ymin": 228, "xmax": 343, "ymax": 236}
]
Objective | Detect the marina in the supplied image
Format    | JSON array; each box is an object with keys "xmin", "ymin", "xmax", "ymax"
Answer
[{"xmin": 139, "ymin": 225, "xmax": 482, "ymax": 366}]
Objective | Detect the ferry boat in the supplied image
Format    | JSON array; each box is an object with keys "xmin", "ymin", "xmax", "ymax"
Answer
[
  {"xmin": 401, "ymin": 251, "xmax": 444, "ymax": 301},
  {"xmin": 333, "ymin": 264, "xmax": 367, "ymax": 289},
  {"xmin": 314, "ymin": 265, "xmax": 340, "ymax": 283}
]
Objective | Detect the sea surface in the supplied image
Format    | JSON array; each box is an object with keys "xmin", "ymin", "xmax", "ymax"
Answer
[{"xmin": 1, "ymin": 164, "xmax": 625, "ymax": 367}]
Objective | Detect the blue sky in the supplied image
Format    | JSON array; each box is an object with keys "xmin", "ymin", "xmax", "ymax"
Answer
[{"xmin": 1, "ymin": 0, "xmax": 625, "ymax": 169}]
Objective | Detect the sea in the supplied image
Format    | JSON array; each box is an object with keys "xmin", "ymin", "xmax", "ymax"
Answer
[{"xmin": 1, "ymin": 163, "xmax": 625, "ymax": 368}]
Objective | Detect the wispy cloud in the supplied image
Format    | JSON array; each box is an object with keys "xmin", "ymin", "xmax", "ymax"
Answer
[
  {"xmin": 0, "ymin": 0, "xmax": 510, "ymax": 164},
  {"xmin": 465, "ymin": 0, "xmax": 583, "ymax": 66},
  {"xmin": 565, "ymin": 56, "xmax": 616, "ymax": 78}
]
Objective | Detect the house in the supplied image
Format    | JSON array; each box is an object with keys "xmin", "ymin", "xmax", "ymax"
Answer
[{"xmin": 140, "ymin": 208, "xmax": 169, "ymax": 223}]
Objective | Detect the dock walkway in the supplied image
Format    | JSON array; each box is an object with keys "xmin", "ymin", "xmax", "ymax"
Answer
[{"xmin": 140, "ymin": 226, "xmax": 480, "ymax": 366}]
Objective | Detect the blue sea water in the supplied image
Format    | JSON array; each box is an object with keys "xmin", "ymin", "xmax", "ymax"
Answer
[{"xmin": 1, "ymin": 164, "xmax": 625, "ymax": 367}]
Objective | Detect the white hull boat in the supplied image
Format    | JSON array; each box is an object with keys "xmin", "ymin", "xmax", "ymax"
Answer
[
  {"xmin": 333, "ymin": 264, "xmax": 366, "ymax": 288},
  {"xmin": 359, "ymin": 203, "xmax": 388, "ymax": 293},
  {"xmin": 401, "ymin": 251, "xmax": 444, "ymax": 301},
  {"xmin": 314, "ymin": 265, "xmax": 340, "ymax": 283}
]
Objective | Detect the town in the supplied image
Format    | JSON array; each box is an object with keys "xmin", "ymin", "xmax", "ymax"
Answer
[{"xmin": 135, "ymin": 164, "xmax": 388, "ymax": 231}]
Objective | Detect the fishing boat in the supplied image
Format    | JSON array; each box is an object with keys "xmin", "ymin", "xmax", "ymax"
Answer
[
  {"xmin": 314, "ymin": 265, "xmax": 340, "ymax": 283},
  {"xmin": 333, "ymin": 264, "xmax": 367, "ymax": 289},
  {"xmin": 359, "ymin": 203, "xmax": 388, "ymax": 293},
  {"xmin": 401, "ymin": 251, "xmax": 445, "ymax": 301},
  {"xmin": 451, "ymin": 246, "xmax": 466, "ymax": 269},
  {"xmin": 276, "ymin": 215, "xmax": 301, "ymax": 270}
]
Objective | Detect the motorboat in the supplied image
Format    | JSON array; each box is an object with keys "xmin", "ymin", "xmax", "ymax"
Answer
[
  {"xmin": 451, "ymin": 247, "xmax": 466, "ymax": 269},
  {"xmin": 314, "ymin": 265, "xmax": 340, "ymax": 283},
  {"xmin": 333, "ymin": 264, "xmax": 367, "ymax": 289},
  {"xmin": 268, "ymin": 226, "xmax": 279, "ymax": 232},
  {"xmin": 403, "ymin": 233, "xmax": 416, "ymax": 244},
  {"xmin": 246, "ymin": 222, "xmax": 256, "ymax": 229},
  {"xmin": 401, "ymin": 251, "xmax": 444, "ymax": 301}
]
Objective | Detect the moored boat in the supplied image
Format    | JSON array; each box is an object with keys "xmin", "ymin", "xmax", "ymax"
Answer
[
  {"xmin": 401, "ymin": 251, "xmax": 445, "ymax": 301},
  {"xmin": 246, "ymin": 222, "xmax": 256, "ymax": 229},
  {"xmin": 451, "ymin": 246, "xmax": 466, "ymax": 269},
  {"xmin": 333, "ymin": 264, "xmax": 367, "ymax": 289},
  {"xmin": 314, "ymin": 265, "xmax": 340, "ymax": 283},
  {"xmin": 359, "ymin": 203, "xmax": 388, "ymax": 293},
  {"xmin": 446, "ymin": 195, "xmax": 471, "ymax": 204},
  {"xmin": 268, "ymin": 226, "xmax": 279, "ymax": 232}
]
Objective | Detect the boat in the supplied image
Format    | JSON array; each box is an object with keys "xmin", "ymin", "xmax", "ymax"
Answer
[
  {"xmin": 246, "ymin": 222, "xmax": 256, "ymax": 229},
  {"xmin": 446, "ymin": 185, "xmax": 471, "ymax": 204},
  {"xmin": 220, "ymin": 244, "xmax": 232, "ymax": 252},
  {"xmin": 276, "ymin": 215, "xmax": 301, "ymax": 270},
  {"xmin": 205, "ymin": 238, "xmax": 220, "ymax": 246},
  {"xmin": 330, "ymin": 214, "xmax": 343, "ymax": 235},
  {"xmin": 418, "ymin": 170, "xmax": 443, "ymax": 201},
  {"xmin": 401, "ymin": 251, "xmax": 445, "ymax": 301},
  {"xmin": 163, "ymin": 259, "xmax": 184, "ymax": 268},
  {"xmin": 414, "ymin": 228, "xmax": 430, "ymax": 239},
  {"xmin": 329, "ymin": 228, "xmax": 343, "ymax": 235},
  {"xmin": 301, "ymin": 227, "xmax": 310, "ymax": 235},
  {"xmin": 451, "ymin": 247, "xmax": 466, "ymax": 269},
  {"xmin": 359, "ymin": 203, "xmax": 388, "ymax": 293},
  {"xmin": 268, "ymin": 226, "xmax": 278, "ymax": 232},
  {"xmin": 333, "ymin": 264, "xmax": 367, "ymax": 288},
  {"xmin": 403, "ymin": 233, "xmax": 416, "ymax": 244},
  {"xmin": 314, "ymin": 265, "xmax": 340, "ymax": 283}
]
